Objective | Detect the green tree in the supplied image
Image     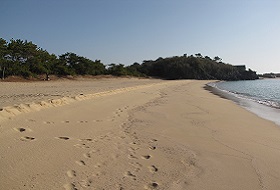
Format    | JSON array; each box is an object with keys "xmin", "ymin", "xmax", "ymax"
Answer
[
  {"xmin": 107, "ymin": 64, "xmax": 127, "ymax": 76},
  {"xmin": 195, "ymin": 53, "xmax": 202, "ymax": 58},
  {"xmin": 57, "ymin": 52, "xmax": 105, "ymax": 76},
  {"xmin": 214, "ymin": 56, "xmax": 222, "ymax": 62}
]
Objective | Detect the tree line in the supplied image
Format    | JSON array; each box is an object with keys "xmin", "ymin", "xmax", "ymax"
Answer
[{"xmin": 0, "ymin": 38, "xmax": 258, "ymax": 80}]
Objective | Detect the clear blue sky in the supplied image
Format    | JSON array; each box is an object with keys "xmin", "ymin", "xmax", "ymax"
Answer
[{"xmin": 1, "ymin": 0, "xmax": 279, "ymax": 73}]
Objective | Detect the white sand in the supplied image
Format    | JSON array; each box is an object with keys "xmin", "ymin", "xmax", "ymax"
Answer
[{"xmin": 1, "ymin": 79, "xmax": 280, "ymax": 190}]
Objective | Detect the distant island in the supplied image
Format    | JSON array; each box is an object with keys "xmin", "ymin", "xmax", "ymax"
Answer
[{"xmin": 0, "ymin": 38, "xmax": 258, "ymax": 81}]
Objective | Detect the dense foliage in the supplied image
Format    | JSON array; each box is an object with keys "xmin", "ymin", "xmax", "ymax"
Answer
[
  {"xmin": 0, "ymin": 39, "xmax": 105, "ymax": 79},
  {"xmin": 0, "ymin": 38, "xmax": 258, "ymax": 80},
  {"xmin": 135, "ymin": 55, "xmax": 258, "ymax": 80}
]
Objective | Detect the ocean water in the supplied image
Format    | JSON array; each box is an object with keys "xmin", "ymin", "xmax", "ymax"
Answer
[{"xmin": 208, "ymin": 79, "xmax": 280, "ymax": 126}]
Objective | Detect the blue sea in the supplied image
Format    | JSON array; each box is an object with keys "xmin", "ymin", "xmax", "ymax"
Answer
[{"xmin": 208, "ymin": 79, "xmax": 280, "ymax": 126}]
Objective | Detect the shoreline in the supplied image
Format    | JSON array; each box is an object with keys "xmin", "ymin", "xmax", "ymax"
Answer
[
  {"xmin": 1, "ymin": 79, "xmax": 280, "ymax": 189},
  {"xmin": 206, "ymin": 81, "xmax": 280, "ymax": 126}
]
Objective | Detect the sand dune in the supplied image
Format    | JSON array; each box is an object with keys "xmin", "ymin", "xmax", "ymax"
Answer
[{"xmin": 0, "ymin": 79, "xmax": 280, "ymax": 190}]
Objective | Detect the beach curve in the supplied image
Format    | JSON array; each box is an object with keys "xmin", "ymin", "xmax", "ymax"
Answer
[{"xmin": 1, "ymin": 79, "xmax": 280, "ymax": 189}]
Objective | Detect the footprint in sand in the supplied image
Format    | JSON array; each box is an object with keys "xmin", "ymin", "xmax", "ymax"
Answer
[
  {"xmin": 148, "ymin": 165, "xmax": 158, "ymax": 173},
  {"xmin": 94, "ymin": 163, "xmax": 102, "ymax": 168},
  {"xmin": 56, "ymin": 136, "xmax": 70, "ymax": 140},
  {"xmin": 75, "ymin": 160, "xmax": 86, "ymax": 166},
  {"xmin": 78, "ymin": 120, "xmax": 88, "ymax": 123},
  {"xmin": 80, "ymin": 178, "xmax": 93, "ymax": 188},
  {"xmin": 142, "ymin": 155, "xmax": 151, "ymax": 160},
  {"xmin": 83, "ymin": 153, "xmax": 91, "ymax": 159},
  {"xmin": 128, "ymin": 154, "xmax": 138, "ymax": 159},
  {"xmin": 124, "ymin": 106, "xmax": 129, "ymax": 110},
  {"xmin": 21, "ymin": 136, "xmax": 35, "ymax": 141},
  {"xmin": 66, "ymin": 170, "xmax": 76, "ymax": 178},
  {"xmin": 14, "ymin": 127, "xmax": 26, "ymax": 132},
  {"xmin": 79, "ymin": 138, "xmax": 93, "ymax": 142},
  {"xmin": 129, "ymin": 142, "xmax": 139, "ymax": 145},
  {"xmin": 113, "ymin": 108, "xmax": 127, "ymax": 118},
  {"xmin": 63, "ymin": 183, "xmax": 77, "ymax": 190},
  {"xmin": 62, "ymin": 120, "xmax": 70, "ymax": 124},
  {"xmin": 150, "ymin": 139, "xmax": 158, "ymax": 142},
  {"xmin": 125, "ymin": 171, "xmax": 137, "ymax": 180},
  {"xmin": 145, "ymin": 182, "xmax": 159, "ymax": 189},
  {"xmin": 74, "ymin": 143, "xmax": 90, "ymax": 149},
  {"xmin": 149, "ymin": 146, "xmax": 156, "ymax": 150}
]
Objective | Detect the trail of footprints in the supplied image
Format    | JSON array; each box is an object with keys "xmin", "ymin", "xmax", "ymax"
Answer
[
  {"xmin": 16, "ymin": 118, "xmax": 106, "ymax": 143},
  {"xmin": 14, "ymin": 126, "xmax": 35, "ymax": 141},
  {"xmin": 14, "ymin": 106, "xmax": 160, "ymax": 189},
  {"xmin": 61, "ymin": 134, "xmax": 160, "ymax": 189},
  {"xmin": 115, "ymin": 106, "xmax": 160, "ymax": 189},
  {"xmin": 20, "ymin": 136, "xmax": 35, "ymax": 141},
  {"xmin": 17, "ymin": 106, "xmax": 129, "ymax": 143},
  {"xmin": 122, "ymin": 133, "xmax": 160, "ymax": 189},
  {"xmin": 110, "ymin": 106, "xmax": 129, "ymax": 121},
  {"xmin": 62, "ymin": 134, "xmax": 111, "ymax": 190}
]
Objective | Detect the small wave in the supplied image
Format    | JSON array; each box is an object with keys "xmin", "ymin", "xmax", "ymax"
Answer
[
  {"xmin": 208, "ymin": 82, "xmax": 280, "ymax": 110},
  {"xmin": 255, "ymin": 99, "xmax": 280, "ymax": 109},
  {"xmin": 207, "ymin": 81, "xmax": 280, "ymax": 126},
  {"xmin": 227, "ymin": 91, "xmax": 280, "ymax": 110}
]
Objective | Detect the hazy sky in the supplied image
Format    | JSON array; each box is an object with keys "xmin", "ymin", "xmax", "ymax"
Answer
[{"xmin": 1, "ymin": 0, "xmax": 279, "ymax": 73}]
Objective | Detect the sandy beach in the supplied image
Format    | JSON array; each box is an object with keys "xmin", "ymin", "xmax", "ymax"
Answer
[{"xmin": 1, "ymin": 78, "xmax": 280, "ymax": 190}]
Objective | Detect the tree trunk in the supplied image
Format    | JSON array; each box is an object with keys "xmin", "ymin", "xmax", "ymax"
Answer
[{"xmin": 2, "ymin": 67, "xmax": 5, "ymax": 80}]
